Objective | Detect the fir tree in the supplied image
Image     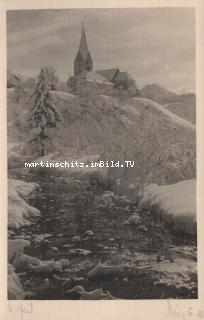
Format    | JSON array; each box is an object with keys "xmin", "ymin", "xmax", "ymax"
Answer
[{"xmin": 29, "ymin": 67, "xmax": 62, "ymax": 156}]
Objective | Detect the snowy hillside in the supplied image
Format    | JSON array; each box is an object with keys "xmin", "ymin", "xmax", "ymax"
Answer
[
  {"xmin": 140, "ymin": 84, "xmax": 196, "ymax": 124},
  {"xmin": 7, "ymin": 89, "xmax": 196, "ymax": 191},
  {"xmin": 140, "ymin": 84, "xmax": 178, "ymax": 104}
]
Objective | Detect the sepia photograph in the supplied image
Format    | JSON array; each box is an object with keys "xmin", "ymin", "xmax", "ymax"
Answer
[{"xmin": 6, "ymin": 7, "xmax": 197, "ymax": 301}]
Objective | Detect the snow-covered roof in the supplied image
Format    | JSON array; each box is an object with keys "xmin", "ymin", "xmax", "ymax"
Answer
[
  {"xmin": 96, "ymin": 68, "xmax": 119, "ymax": 82},
  {"xmin": 77, "ymin": 70, "xmax": 113, "ymax": 84}
]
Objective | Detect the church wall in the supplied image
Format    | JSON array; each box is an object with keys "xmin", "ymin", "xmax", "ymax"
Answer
[
  {"xmin": 76, "ymin": 79, "xmax": 114, "ymax": 96},
  {"xmin": 70, "ymin": 77, "xmax": 139, "ymax": 97}
]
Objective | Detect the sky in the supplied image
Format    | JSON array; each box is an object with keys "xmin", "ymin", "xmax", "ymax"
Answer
[{"xmin": 7, "ymin": 8, "xmax": 195, "ymax": 93}]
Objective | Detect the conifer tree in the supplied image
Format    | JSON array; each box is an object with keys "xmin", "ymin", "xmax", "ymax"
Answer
[{"xmin": 29, "ymin": 66, "xmax": 62, "ymax": 156}]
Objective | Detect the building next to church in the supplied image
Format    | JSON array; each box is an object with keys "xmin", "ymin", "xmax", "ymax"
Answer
[{"xmin": 68, "ymin": 27, "xmax": 139, "ymax": 97}]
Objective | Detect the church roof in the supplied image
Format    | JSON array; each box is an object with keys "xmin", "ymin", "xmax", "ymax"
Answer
[
  {"xmin": 96, "ymin": 68, "xmax": 119, "ymax": 82},
  {"xmin": 78, "ymin": 27, "xmax": 90, "ymax": 61}
]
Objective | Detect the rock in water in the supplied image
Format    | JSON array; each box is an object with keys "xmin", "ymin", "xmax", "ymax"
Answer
[
  {"xmin": 62, "ymin": 244, "xmax": 74, "ymax": 249},
  {"xmin": 73, "ymin": 277, "xmax": 85, "ymax": 283},
  {"xmin": 69, "ymin": 248, "xmax": 91, "ymax": 256},
  {"xmin": 72, "ymin": 236, "xmax": 82, "ymax": 243},
  {"xmin": 31, "ymin": 234, "xmax": 52, "ymax": 245},
  {"xmin": 85, "ymin": 230, "xmax": 94, "ymax": 236},
  {"xmin": 50, "ymin": 246, "xmax": 59, "ymax": 252},
  {"xmin": 137, "ymin": 225, "xmax": 148, "ymax": 232},
  {"xmin": 127, "ymin": 214, "xmax": 141, "ymax": 225}
]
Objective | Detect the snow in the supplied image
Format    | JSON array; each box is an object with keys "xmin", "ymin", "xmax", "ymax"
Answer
[
  {"xmin": 51, "ymin": 90, "xmax": 76, "ymax": 100},
  {"xmin": 133, "ymin": 97, "xmax": 195, "ymax": 130},
  {"xmin": 8, "ymin": 239, "xmax": 30, "ymax": 263},
  {"xmin": 8, "ymin": 179, "xmax": 40, "ymax": 229},
  {"xmin": 35, "ymin": 153, "xmax": 109, "ymax": 185},
  {"xmin": 8, "ymin": 239, "xmax": 31, "ymax": 299},
  {"xmin": 8, "ymin": 142, "xmax": 25, "ymax": 157},
  {"xmin": 139, "ymin": 179, "xmax": 196, "ymax": 235},
  {"xmin": 8, "ymin": 263, "xmax": 26, "ymax": 299}
]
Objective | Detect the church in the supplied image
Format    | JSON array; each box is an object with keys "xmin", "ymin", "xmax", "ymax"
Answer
[{"xmin": 68, "ymin": 27, "xmax": 139, "ymax": 97}]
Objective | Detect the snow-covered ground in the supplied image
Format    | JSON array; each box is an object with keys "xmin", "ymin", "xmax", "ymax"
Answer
[
  {"xmin": 8, "ymin": 179, "xmax": 40, "ymax": 229},
  {"xmin": 51, "ymin": 90, "xmax": 76, "ymax": 101},
  {"xmin": 139, "ymin": 179, "xmax": 196, "ymax": 235},
  {"xmin": 8, "ymin": 142, "xmax": 25, "ymax": 157},
  {"xmin": 8, "ymin": 180, "xmax": 40, "ymax": 299},
  {"xmin": 134, "ymin": 97, "xmax": 195, "ymax": 130}
]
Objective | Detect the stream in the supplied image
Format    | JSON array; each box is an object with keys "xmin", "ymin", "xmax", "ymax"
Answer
[{"xmin": 10, "ymin": 172, "xmax": 197, "ymax": 300}]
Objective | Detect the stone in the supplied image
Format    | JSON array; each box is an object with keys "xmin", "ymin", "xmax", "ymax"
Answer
[
  {"xmin": 12, "ymin": 235, "xmax": 27, "ymax": 240},
  {"xmin": 23, "ymin": 236, "xmax": 31, "ymax": 240},
  {"xmin": 73, "ymin": 277, "xmax": 85, "ymax": 282},
  {"xmin": 128, "ymin": 214, "xmax": 141, "ymax": 225},
  {"xmin": 31, "ymin": 234, "xmax": 52, "ymax": 245},
  {"xmin": 53, "ymin": 274, "xmax": 71, "ymax": 284},
  {"xmin": 134, "ymin": 209, "xmax": 143, "ymax": 213},
  {"xmin": 137, "ymin": 225, "xmax": 148, "ymax": 232},
  {"xmin": 69, "ymin": 248, "xmax": 91, "ymax": 256},
  {"xmin": 72, "ymin": 236, "xmax": 82, "ymax": 243},
  {"xmin": 8, "ymin": 230, "xmax": 15, "ymax": 237},
  {"xmin": 85, "ymin": 230, "xmax": 94, "ymax": 236},
  {"xmin": 50, "ymin": 246, "xmax": 59, "ymax": 252},
  {"xmin": 62, "ymin": 244, "xmax": 74, "ymax": 249},
  {"xmin": 123, "ymin": 220, "xmax": 130, "ymax": 225}
]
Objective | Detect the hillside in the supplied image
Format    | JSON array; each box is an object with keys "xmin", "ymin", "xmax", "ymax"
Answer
[
  {"xmin": 140, "ymin": 84, "xmax": 196, "ymax": 124},
  {"xmin": 140, "ymin": 84, "xmax": 178, "ymax": 104},
  {"xmin": 163, "ymin": 93, "xmax": 196, "ymax": 124},
  {"xmin": 7, "ymin": 89, "xmax": 196, "ymax": 195}
]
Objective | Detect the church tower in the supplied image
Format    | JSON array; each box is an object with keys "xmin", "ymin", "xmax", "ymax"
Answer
[{"xmin": 74, "ymin": 27, "xmax": 93, "ymax": 77}]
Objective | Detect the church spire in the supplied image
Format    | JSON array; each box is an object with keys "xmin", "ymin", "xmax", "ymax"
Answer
[
  {"xmin": 74, "ymin": 25, "xmax": 93, "ymax": 76},
  {"xmin": 78, "ymin": 26, "xmax": 89, "ymax": 60}
]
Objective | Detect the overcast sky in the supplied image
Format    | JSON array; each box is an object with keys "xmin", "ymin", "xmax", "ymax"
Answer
[{"xmin": 7, "ymin": 8, "xmax": 195, "ymax": 93}]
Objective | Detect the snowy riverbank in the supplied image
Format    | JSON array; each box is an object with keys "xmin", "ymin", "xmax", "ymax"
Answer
[
  {"xmin": 8, "ymin": 179, "xmax": 40, "ymax": 230},
  {"xmin": 138, "ymin": 179, "xmax": 196, "ymax": 236}
]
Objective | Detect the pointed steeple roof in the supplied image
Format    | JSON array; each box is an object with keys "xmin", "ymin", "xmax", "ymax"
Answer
[{"xmin": 78, "ymin": 27, "xmax": 89, "ymax": 61}]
